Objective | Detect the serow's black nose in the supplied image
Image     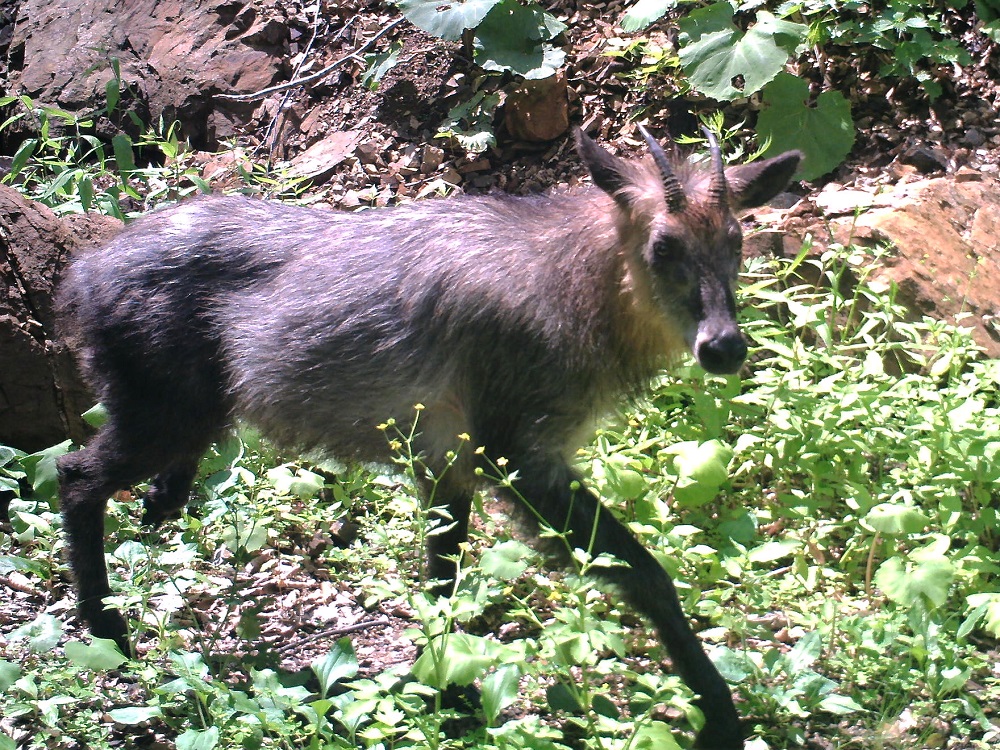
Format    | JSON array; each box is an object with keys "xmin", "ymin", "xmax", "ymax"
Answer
[{"xmin": 695, "ymin": 330, "xmax": 747, "ymax": 375}]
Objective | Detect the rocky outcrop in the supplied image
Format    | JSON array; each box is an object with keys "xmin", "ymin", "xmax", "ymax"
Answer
[
  {"xmin": 751, "ymin": 171, "xmax": 1000, "ymax": 357},
  {"xmin": 5, "ymin": 0, "xmax": 291, "ymax": 148},
  {"xmin": 0, "ymin": 187, "xmax": 120, "ymax": 451}
]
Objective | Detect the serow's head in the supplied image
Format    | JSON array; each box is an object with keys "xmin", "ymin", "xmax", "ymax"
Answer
[{"xmin": 576, "ymin": 126, "xmax": 801, "ymax": 375}]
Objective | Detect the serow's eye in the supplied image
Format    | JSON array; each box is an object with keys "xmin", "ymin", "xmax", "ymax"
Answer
[{"xmin": 653, "ymin": 236, "xmax": 684, "ymax": 259}]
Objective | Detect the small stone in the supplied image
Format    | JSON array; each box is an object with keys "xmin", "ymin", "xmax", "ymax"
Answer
[
  {"xmin": 962, "ymin": 128, "xmax": 986, "ymax": 148},
  {"xmin": 420, "ymin": 145, "xmax": 445, "ymax": 174}
]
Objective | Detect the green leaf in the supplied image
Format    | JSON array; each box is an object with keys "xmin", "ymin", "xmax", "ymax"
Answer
[
  {"xmin": 112, "ymin": 133, "xmax": 136, "ymax": 175},
  {"xmin": 591, "ymin": 693, "xmax": 620, "ymax": 718},
  {"xmin": 312, "ymin": 638, "xmax": 358, "ymax": 696},
  {"xmin": 964, "ymin": 593, "xmax": 1000, "ymax": 637},
  {"xmin": 8, "ymin": 613, "xmax": 64, "ymax": 653},
  {"xmin": 8, "ymin": 138, "xmax": 38, "ymax": 178},
  {"xmin": 65, "ymin": 638, "xmax": 129, "ymax": 670},
  {"xmin": 82, "ymin": 403, "xmax": 108, "ymax": 428},
  {"xmin": 678, "ymin": 4, "xmax": 806, "ymax": 100},
  {"xmin": 21, "ymin": 440, "xmax": 71, "ymax": 503},
  {"xmin": 748, "ymin": 538, "xmax": 800, "ymax": 563},
  {"xmin": 669, "ymin": 439, "xmax": 732, "ymax": 507},
  {"xmin": 875, "ymin": 556, "xmax": 954, "ymax": 609},
  {"xmin": 786, "ymin": 631, "xmax": 821, "ymax": 673},
  {"xmin": 546, "ymin": 682, "xmax": 582, "ymax": 712},
  {"xmin": 756, "ymin": 72, "xmax": 854, "ymax": 180},
  {"xmin": 0, "ymin": 660, "xmax": 21, "ymax": 691},
  {"xmin": 266, "ymin": 465, "xmax": 324, "ymax": 500},
  {"xmin": 362, "ymin": 42, "xmax": 402, "ymax": 90},
  {"xmin": 480, "ymin": 539, "xmax": 532, "ymax": 580},
  {"xmin": 621, "ymin": 0, "xmax": 677, "ymax": 32},
  {"xmin": 397, "ymin": 0, "xmax": 501, "ymax": 41},
  {"xmin": 481, "ymin": 663, "xmax": 521, "ymax": 723},
  {"xmin": 176, "ymin": 727, "xmax": 220, "ymax": 750},
  {"xmin": 602, "ymin": 456, "xmax": 647, "ymax": 500},
  {"xmin": 710, "ymin": 645, "xmax": 753, "ymax": 682},
  {"xmin": 818, "ymin": 693, "xmax": 864, "ymax": 714},
  {"xmin": 436, "ymin": 90, "xmax": 501, "ymax": 154},
  {"xmin": 632, "ymin": 722, "xmax": 683, "ymax": 749},
  {"xmin": 864, "ymin": 503, "xmax": 930, "ymax": 535},
  {"xmin": 411, "ymin": 633, "xmax": 505, "ymax": 688},
  {"xmin": 104, "ymin": 77, "xmax": 121, "ymax": 116},
  {"xmin": 475, "ymin": 0, "xmax": 566, "ymax": 79},
  {"xmin": 107, "ymin": 705, "xmax": 163, "ymax": 724}
]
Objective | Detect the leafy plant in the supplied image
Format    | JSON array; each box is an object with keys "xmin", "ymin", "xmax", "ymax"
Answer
[{"xmin": 397, "ymin": 0, "xmax": 565, "ymax": 79}]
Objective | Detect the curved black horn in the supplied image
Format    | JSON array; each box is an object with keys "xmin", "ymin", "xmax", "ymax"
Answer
[
  {"xmin": 701, "ymin": 126, "xmax": 728, "ymax": 208},
  {"xmin": 638, "ymin": 125, "xmax": 686, "ymax": 213}
]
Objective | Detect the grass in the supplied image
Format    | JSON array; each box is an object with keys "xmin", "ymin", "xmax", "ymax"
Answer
[{"xmin": 2, "ymin": 241, "xmax": 998, "ymax": 749}]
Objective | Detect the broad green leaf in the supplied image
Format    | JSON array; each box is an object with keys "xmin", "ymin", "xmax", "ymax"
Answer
[
  {"xmin": 591, "ymin": 693, "xmax": 620, "ymax": 718},
  {"xmin": 602, "ymin": 456, "xmax": 647, "ymax": 500},
  {"xmin": 621, "ymin": 0, "xmax": 677, "ymax": 32},
  {"xmin": 757, "ymin": 72, "xmax": 854, "ymax": 180},
  {"xmin": 670, "ymin": 439, "xmax": 732, "ymax": 507},
  {"xmin": 82, "ymin": 403, "xmax": 108, "ymax": 428},
  {"xmin": 8, "ymin": 613, "xmax": 63, "ymax": 653},
  {"xmin": 0, "ymin": 660, "xmax": 21, "ymax": 691},
  {"xmin": 787, "ymin": 631, "xmax": 821, "ymax": 673},
  {"xmin": 678, "ymin": 4, "xmax": 806, "ymax": 100},
  {"xmin": 480, "ymin": 539, "xmax": 532, "ymax": 580},
  {"xmin": 312, "ymin": 638, "xmax": 358, "ymax": 696},
  {"xmin": 436, "ymin": 90, "xmax": 501, "ymax": 153},
  {"xmin": 481, "ymin": 663, "xmax": 521, "ymax": 723},
  {"xmin": 546, "ymin": 682, "xmax": 582, "ymax": 712},
  {"xmin": 748, "ymin": 538, "xmax": 801, "ymax": 563},
  {"xmin": 864, "ymin": 503, "xmax": 930, "ymax": 535},
  {"xmin": 475, "ymin": 0, "xmax": 566, "ymax": 79},
  {"xmin": 107, "ymin": 705, "xmax": 163, "ymax": 724},
  {"xmin": 397, "ymin": 0, "xmax": 500, "ymax": 41},
  {"xmin": 265, "ymin": 465, "xmax": 324, "ymax": 500},
  {"xmin": 176, "ymin": 727, "xmax": 220, "ymax": 750},
  {"xmin": 875, "ymin": 556, "xmax": 954, "ymax": 609},
  {"xmin": 411, "ymin": 632, "xmax": 505, "ymax": 688},
  {"xmin": 632, "ymin": 722, "xmax": 683, "ymax": 749},
  {"xmin": 710, "ymin": 645, "xmax": 753, "ymax": 681},
  {"xmin": 818, "ymin": 693, "xmax": 864, "ymax": 715},
  {"xmin": 21, "ymin": 440, "xmax": 71, "ymax": 503},
  {"xmin": 65, "ymin": 638, "xmax": 129, "ymax": 670}
]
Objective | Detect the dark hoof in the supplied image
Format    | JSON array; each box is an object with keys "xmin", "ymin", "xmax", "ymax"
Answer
[{"xmin": 693, "ymin": 724, "xmax": 744, "ymax": 750}]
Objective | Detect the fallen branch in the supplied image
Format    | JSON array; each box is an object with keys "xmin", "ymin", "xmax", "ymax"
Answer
[
  {"xmin": 275, "ymin": 617, "xmax": 392, "ymax": 656},
  {"xmin": 217, "ymin": 18, "xmax": 405, "ymax": 102}
]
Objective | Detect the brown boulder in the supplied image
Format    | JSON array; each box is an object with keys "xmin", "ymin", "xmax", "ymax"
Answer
[
  {"xmin": 768, "ymin": 172, "xmax": 1000, "ymax": 357},
  {"xmin": 5, "ymin": 0, "xmax": 290, "ymax": 148},
  {"xmin": 0, "ymin": 187, "xmax": 121, "ymax": 452}
]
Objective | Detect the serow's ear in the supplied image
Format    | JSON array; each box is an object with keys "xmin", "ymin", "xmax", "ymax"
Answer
[
  {"xmin": 574, "ymin": 127, "xmax": 631, "ymax": 202},
  {"xmin": 726, "ymin": 150, "xmax": 802, "ymax": 209}
]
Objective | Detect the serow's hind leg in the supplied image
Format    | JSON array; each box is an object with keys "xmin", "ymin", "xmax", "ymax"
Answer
[{"xmin": 508, "ymin": 455, "xmax": 743, "ymax": 750}]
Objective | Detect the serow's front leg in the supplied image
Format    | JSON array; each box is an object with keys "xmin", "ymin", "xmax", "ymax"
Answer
[{"xmin": 508, "ymin": 456, "xmax": 743, "ymax": 750}]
